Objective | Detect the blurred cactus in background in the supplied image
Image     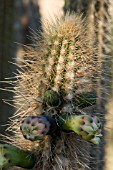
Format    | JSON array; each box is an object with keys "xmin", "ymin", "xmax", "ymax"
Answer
[{"xmin": 87, "ymin": 1, "xmax": 113, "ymax": 169}]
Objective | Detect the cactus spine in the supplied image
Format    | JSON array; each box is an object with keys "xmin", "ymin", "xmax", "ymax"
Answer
[{"xmin": 1, "ymin": 13, "xmax": 103, "ymax": 170}]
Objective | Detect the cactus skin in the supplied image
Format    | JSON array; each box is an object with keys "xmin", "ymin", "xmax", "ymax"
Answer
[
  {"xmin": 20, "ymin": 116, "xmax": 51, "ymax": 141},
  {"xmin": 59, "ymin": 114, "xmax": 102, "ymax": 144},
  {"xmin": 0, "ymin": 144, "xmax": 36, "ymax": 169}
]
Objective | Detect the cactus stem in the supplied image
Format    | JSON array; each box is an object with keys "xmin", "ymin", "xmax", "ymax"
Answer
[{"xmin": 0, "ymin": 144, "xmax": 36, "ymax": 169}]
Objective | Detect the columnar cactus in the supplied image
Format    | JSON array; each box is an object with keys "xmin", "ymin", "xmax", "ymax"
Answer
[{"xmin": 1, "ymin": 13, "xmax": 103, "ymax": 170}]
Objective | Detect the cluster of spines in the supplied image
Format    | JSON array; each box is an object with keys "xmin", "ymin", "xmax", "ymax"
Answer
[
  {"xmin": 12, "ymin": 14, "xmax": 97, "ymax": 121},
  {"xmin": 42, "ymin": 14, "xmax": 96, "ymax": 98}
]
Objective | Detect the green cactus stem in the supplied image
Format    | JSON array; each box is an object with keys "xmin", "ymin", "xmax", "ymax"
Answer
[
  {"xmin": 44, "ymin": 90, "xmax": 61, "ymax": 107},
  {"xmin": 58, "ymin": 114, "xmax": 102, "ymax": 144},
  {"xmin": 20, "ymin": 115, "xmax": 57, "ymax": 141},
  {"xmin": 0, "ymin": 144, "xmax": 36, "ymax": 169}
]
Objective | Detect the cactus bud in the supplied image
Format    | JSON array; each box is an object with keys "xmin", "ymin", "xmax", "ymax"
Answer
[
  {"xmin": 20, "ymin": 116, "xmax": 50, "ymax": 141},
  {"xmin": 44, "ymin": 90, "xmax": 61, "ymax": 107},
  {"xmin": 59, "ymin": 114, "xmax": 102, "ymax": 144}
]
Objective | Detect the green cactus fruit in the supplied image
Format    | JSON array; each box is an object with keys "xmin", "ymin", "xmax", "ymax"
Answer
[
  {"xmin": 75, "ymin": 92, "xmax": 96, "ymax": 108},
  {"xmin": 59, "ymin": 114, "xmax": 102, "ymax": 144},
  {"xmin": 20, "ymin": 116, "xmax": 51, "ymax": 141},
  {"xmin": 44, "ymin": 90, "xmax": 61, "ymax": 107},
  {"xmin": 0, "ymin": 144, "xmax": 36, "ymax": 169}
]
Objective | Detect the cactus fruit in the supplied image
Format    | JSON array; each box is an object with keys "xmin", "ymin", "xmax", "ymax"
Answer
[
  {"xmin": 20, "ymin": 116, "xmax": 51, "ymax": 141},
  {"xmin": 59, "ymin": 114, "xmax": 102, "ymax": 144},
  {"xmin": 0, "ymin": 144, "xmax": 36, "ymax": 169},
  {"xmin": 20, "ymin": 115, "xmax": 57, "ymax": 141},
  {"xmin": 2, "ymin": 13, "xmax": 103, "ymax": 169}
]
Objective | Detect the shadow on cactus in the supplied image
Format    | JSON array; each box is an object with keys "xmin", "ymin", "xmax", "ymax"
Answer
[{"xmin": 1, "ymin": 13, "xmax": 103, "ymax": 170}]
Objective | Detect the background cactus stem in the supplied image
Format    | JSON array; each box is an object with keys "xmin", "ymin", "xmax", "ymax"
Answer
[{"xmin": 0, "ymin": 144, "xmax": 36, "ymax": 169}]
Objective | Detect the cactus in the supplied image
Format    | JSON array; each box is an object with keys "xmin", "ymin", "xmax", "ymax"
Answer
[
  {"xmin": 0, "ymin": 144, "xmax": 36, "ymax": 169},
  {"xmin": 74, "ymin": 92, "xmax": 96, "ymax": 108},
  {"xmin": 1, "ymin": 13, "xmax": 103, "ymax": 170}
]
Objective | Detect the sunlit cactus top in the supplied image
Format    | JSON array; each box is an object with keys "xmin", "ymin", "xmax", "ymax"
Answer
[{"xmin": 14, "ymin": 13, "xmax": 97, "ymax": 119}]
